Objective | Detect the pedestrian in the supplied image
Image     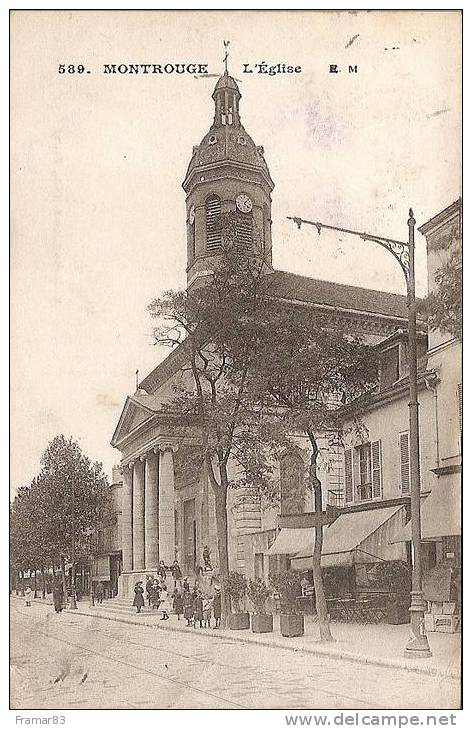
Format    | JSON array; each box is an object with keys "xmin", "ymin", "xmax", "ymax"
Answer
[
  {"xmin": 145, "ymin": 575, "xmax": 153, "ymax": 607},
  {"xmin": 158, "ymin": 560, "xmax": 167, "ymax": 579},
  {"xmin": 133, "ymin": 581, "xmax": 145, "ymax": 614},
  {"xmin": 173, "ymin": 587, "xmax": 184, "ymax": 620},
  {"xmin": 203, "ymin": 545, "xmax": 212, "ymax": 571},
  {"xmin": 183, "ymin": 588, "xmax": 194, "ymax": 627},
  {"xmin": 171, "ymin": 559, "xmax": 183, "ymax": 589},
  {"xmin": 159, "ymin": 583, "xmax": 170, "ymax": 621},
  {"xmin": 150, "ymin": 579, "xmax": 161, "ymax": 611},
  {"xmin": 213, "ymin": 585, "xmax": 221, "ymax": 628},
  {"xmin": 95, "ymin": 581, "xmax": 104, "ymax": 605},
  {"xmin": 24, "ymin": 586, "xmax": 32, "ymax": 607},
  {"xmin": 202, "ymin": 595, "xmax": 213, "ymax": 628},
  {"xmin": 183, "ymin": 577, "xmax": 189, "ymax": 593},
  {"xmin": 193, "ymin": 590, "xmax": 204, "ymax": 629},
  {"xmin": 52, "ymin": 580, "xmax": 64, "ymax": 614}
]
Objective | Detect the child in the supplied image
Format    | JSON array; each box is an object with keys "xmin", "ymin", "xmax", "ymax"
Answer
[
  {"xmin": 159, "ymin": 584, "xmax": 170, "ymax": 621},
  {"xmin": 202, "ymin": 595, "xmax": 213, "ymax": 628},
  {"xmin": 24, "ymin": 586, "xmax": 32, "ymax": 607}
]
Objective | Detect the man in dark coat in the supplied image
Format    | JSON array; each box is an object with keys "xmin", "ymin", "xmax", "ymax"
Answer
[
  {"xmin": 52, "ymin": 581, "xmax": 64, "ymax": 613},
  {"xmin": 193, "ymin": 590, "xmax": 204, "ymax": 629},
  {"xmin": 183, "ymin": 588, "xmax": 194, "ymax": 626}
]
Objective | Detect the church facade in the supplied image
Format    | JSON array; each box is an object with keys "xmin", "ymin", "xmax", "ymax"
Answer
[{"xmin": 111, "ymin": 72, "xmax": 411, "ymax": 598}]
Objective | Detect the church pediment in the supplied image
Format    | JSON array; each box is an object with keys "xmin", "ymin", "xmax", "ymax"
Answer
[{"xmin": 111, "ymin": 395, "xmax": 155, "ymax": 447}]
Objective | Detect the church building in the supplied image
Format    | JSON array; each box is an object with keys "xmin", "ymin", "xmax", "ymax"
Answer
[{"xmin": 111, "ymin": 71, "xmax": 411, "ymax": 598}]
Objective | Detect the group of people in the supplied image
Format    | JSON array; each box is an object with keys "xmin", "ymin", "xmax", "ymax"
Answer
[
  {"xmin": 132, "ymin": 559, "xmax": 222, "ymax": 628},
  {"xmin": 181, "ymin": 583, "xmax": 221, "ymax": 629}
]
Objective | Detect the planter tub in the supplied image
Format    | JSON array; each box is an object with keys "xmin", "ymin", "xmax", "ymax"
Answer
[
  {"xmin": 251, "ymin": 613, "xmax": 274, "ymax": 633},
  {"xmin": 228, "ymin": 612, "xmax": 250, "ymax": 630},
  {"xmin": 280, "ymin": 613, "xmax": 304, "ymax": 637}
]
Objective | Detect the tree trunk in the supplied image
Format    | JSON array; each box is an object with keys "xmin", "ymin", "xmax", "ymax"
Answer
[
  {"xmin": 309, "ymin": 433, "xmax": 334, "ymax": 642},
  {"xmin": 60, "ymin": 556, "xmax": 68, "ymax": 603},
  {"xmin": 213, "ymin": 476, "xmax": 231, "ymax": 624},
  {"xmin": 19, "ymin": 570, "xmax": 25, "ymax": 597},
  {"xmin": 41, "ymin": 567, "xmax": 46, "ymax": 599},
  {"xmin": 33, "ymin": 570, "xmax": 38, "ymax": 598}
]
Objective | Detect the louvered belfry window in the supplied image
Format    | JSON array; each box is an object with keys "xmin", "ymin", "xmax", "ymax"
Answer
[
  {"xmin": 399, "ymin": 431, "xmax": 410, "ymax": 494},
  {"xmin": 236, "ymin": 212, "xmax": 254, "ymax": 250},
  {"xmin": 205, "ymin": 194, "xmax": 222, "ymax": 251}
]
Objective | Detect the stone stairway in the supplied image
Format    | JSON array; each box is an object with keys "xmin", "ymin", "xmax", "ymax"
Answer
[{"xmin": 91, "ymin": 596, "xmax": 167, "ymax": 619}]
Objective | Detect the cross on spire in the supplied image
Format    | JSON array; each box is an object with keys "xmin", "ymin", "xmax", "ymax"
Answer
[{"xmin": 223, "ymin": 40, "xmax": 230, "ymax": 75}]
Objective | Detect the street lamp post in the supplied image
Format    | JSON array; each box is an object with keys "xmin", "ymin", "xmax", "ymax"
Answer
[{"xmin": 288, "ymin": 209, "xmax": 431, "ymax": 658}]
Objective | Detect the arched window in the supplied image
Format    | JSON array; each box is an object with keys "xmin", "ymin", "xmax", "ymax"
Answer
[
  {"xmin": 280, "ymin": 450, "xmax": 305, "ymax": 516},
  {"xmin": 205, "ymin": 195, "xmax": 222, "ymax": 251}
]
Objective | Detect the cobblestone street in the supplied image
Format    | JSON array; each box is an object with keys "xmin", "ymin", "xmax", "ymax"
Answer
[{"xmin": 10, "ymin": 600, "xmax": 460, "ymax": 710}]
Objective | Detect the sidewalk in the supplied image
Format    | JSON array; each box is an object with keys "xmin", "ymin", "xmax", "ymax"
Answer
[{"xmin": 13, "ymin": 594, "xmax": 460, "ymax": 679}]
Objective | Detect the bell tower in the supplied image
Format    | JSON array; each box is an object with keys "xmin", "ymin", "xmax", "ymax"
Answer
[{"xmin": 182, "ymin": 71, "xmax": 275, "ymax": 289}]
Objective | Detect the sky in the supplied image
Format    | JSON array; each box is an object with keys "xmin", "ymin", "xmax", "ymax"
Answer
[{"xmin": 10, "ymin": 10, "xmax": 461, "ymax": 495}]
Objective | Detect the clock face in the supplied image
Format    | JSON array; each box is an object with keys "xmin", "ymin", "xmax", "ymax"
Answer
[
  {"xmin": 236, "ymin": 194, "xmax": 253, "ymax": 213},
  {"xmin": 189, "ymin": 204, "xmax": 195, "ymax": 225}
]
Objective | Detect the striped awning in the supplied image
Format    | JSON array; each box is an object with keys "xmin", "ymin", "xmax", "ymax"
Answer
[
  {"xmin": 267, "ymin": 505, "xmax": 406, "ymax": 569},
  {"xmin": 392, "ymin": 474, "xmax": 461, "ymax": 542}
]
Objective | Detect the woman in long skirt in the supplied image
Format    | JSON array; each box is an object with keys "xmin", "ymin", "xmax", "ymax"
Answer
[{"xmin": 133, "ymin": 582, "xmax": 145, "ymax": 614}]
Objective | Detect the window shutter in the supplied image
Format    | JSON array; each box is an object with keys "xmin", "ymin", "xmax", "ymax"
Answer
[
  {"xmin": 399, "ymin": 432, "xmax": 410, "ymax": 495},
  {"xmin": 457, "ymin": 383, "xmax": 462, "ymax": 433},
  {"xmin": 371, "ymin": 440, "xmax": 382, "ymax": 499},
  {"xmin": 344, "ymin": 448, "xmax": 353, "ymax": 504}
]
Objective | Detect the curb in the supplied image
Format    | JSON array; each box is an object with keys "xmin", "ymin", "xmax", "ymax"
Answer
[{"xmin": 12, "ymin": 596, "xmax": 460, "ymax": 680}]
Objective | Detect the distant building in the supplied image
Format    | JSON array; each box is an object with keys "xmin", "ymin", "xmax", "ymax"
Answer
[{"xmin": 91, "ymin": 466, "xmax": 123, "ymax": 598}]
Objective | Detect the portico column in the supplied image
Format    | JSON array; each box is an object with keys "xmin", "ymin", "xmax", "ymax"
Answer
[
  {"xmin": 121, "ymin": 464, "xmax": 133, "ymax": 572},
  {"xmin": 144, "ymin": 451, "xmax": 159, "ymax": 570},
  {"xmin": 132, "ymin": 458, "xmax": 145, "ymax": 571},
  {"xmin": 158, "ymin": 445, "xmax": 177, "ymax": 566}
]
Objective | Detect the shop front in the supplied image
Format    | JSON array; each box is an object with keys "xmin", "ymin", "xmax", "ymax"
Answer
[{"xmin": 267, "ymin": 503, "xmax": 410, "ymax": 623}]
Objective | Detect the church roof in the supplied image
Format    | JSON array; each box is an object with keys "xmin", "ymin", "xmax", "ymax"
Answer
[{"xmin": 265, "ymin": 270, "xmax": 408, "ymax": 320}]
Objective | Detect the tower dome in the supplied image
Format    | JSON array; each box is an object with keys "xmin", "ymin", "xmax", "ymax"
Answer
[{"xmin": 183, "ymin": 73, "xmax": 274, "ymax": 289}]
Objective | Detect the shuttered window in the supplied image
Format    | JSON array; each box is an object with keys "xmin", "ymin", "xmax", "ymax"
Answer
[
  {"xmin": 399, "ymin": 431, "xmax": 410, "ymax": 494},
  {"xmin": 205, "ymin": 195, "xmax": 222, "ymax": 251},
  {"xmin": 344, "ymin": 448, "xmax": 353, "ymax": 504},
  {"xmin": 371, "ymin": 440, "xmax": 382, "ymax": 499}
]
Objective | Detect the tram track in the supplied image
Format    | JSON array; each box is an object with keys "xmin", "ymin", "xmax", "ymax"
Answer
[{"xmin": 11, "ymin": 604, "xmax": 386, "ymax": 709}]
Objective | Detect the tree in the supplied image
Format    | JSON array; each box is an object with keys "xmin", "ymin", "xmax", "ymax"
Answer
[
  {"xmin": 10, "ymin": 436, "xmax": 110, "ymax": 600},
  {"xmin": 424, "ymin": 246, "xmax": 462, "ymax": 340},
  {"xmin": 257, "ymin": 304, "xmax": 378, "ymax": 641},
  {"xmin": 148, "ymin": 219, "xmax": 377, "ymax": 635},
  {"xmin": 37, "ymin": 436, "xmax": 110, "ymax": 593},
  {"xmin": 148, "ymin": 230, "xmax": 286, "ymax": 620}
]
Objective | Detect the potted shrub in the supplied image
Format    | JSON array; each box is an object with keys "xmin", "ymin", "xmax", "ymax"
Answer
[
  {"xmin": 248, "ymin": 579, "xmax": 273, "ymax": 633},
  {"xmin": 224, "ymin": 571, "xmax": 250, "ymax": 630},
  {"xmin": 269, "ymin": 570, "xmax": 304, "ymax": 637}
]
